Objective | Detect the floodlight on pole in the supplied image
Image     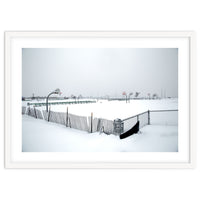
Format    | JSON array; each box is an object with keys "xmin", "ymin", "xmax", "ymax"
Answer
[
  {"xmin": 122, "ymin": 91, "xmax": 127, "ymax": 103},
  {"xmin": 46, "ymin": 88, "xmax": 61, "ymax": 112}
]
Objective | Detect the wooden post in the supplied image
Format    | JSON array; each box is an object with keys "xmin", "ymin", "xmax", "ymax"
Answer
[
  {"xmin": 68, "ymin": 118, "xmax": 71, "ymax": 128},
  {"xmin": 137, "ymin": 115, "xmax": 139, "ymax": 122},
  {"xmin": 48, "ymin": 106, "xmax": 51, "ymax": 122},
  {"xmin": 66, "ymin": 107, "xmax": 68, "ymax": 127},
  {"xmin": 148, "ymin": 110, "xmax": 150, "ymax": 125},
  {"xmin": 34, "ymin": 106, "xmax": 37, "ymax": 119},
  {"xmin": 91, "ymin": 112, "xmax": 93, "ymax": 133},
  {"xmin": 28, "ymin": 106, "xmax": 30, "ymax": 115}
]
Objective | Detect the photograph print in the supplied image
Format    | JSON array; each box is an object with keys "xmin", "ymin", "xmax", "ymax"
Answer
[{"xmin": 22, "ymin": 48, "xmax": 178, "ymax": 152}]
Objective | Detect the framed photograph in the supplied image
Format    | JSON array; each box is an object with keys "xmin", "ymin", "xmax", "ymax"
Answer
[{"xmin": 4, "ymin": 31, "xmax": 196, "ymax": 168}]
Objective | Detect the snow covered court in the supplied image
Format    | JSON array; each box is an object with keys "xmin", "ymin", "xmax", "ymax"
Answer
[{"xmin": 22, "ymin": 99, "xmax": 178, "ymax": 152}]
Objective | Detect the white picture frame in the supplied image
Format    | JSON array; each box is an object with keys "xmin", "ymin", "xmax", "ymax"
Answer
[{"xmin": 4, "ymin": 31, "xmax": 196, "ymax": 169}]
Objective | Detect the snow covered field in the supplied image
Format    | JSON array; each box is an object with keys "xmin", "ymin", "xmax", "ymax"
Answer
[
  {"xmin": 24, "ymin": 98, "xmax": 178, "ymax": 120},
  {"xmin": 22, "ymin": 115, "xmax": 178, "ymax": 152},
  {"xmin": 22, "ymin": 99, "xmax": 178, "ymax": 152}
]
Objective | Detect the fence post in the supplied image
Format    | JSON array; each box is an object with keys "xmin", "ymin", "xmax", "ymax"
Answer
[
  {"xmin": 66, "ymin": 107, "xmax": 68, "ymax": 127},
  {"xmin": 28, "ymin": 106, "xmax": 30, "ymax": 115},
  {"xmin": 48, "ymin": 106, "xmax": 51, "ymax": 122},
  {"xmin": 68, "ymin": 117, "xmax": 71, "ymax": 128},
  {"xmin": 91, "ymin": 112, "xmax": 93, "ymax": 133},
  {"xmin": 34, "ymin": 106, "xmax": 37, "ymax": 119},
  {"xmin": 148, "ymin": 110, "xmax": 150, "ymax": 125}
]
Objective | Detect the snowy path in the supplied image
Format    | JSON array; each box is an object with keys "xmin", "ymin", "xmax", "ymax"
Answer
[{"xmin": 22, "ymin": 115, "xmax": 178, "ymax": 152}]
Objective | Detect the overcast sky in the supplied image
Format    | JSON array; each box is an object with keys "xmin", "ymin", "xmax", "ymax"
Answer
[{"xmin": 22, "ymin": 48, "xmax": 178, "ymax": 98}]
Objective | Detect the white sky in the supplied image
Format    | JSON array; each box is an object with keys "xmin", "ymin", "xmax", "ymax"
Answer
[{"xmin": 22, "ymin": 48, "xmax": 178, "ymax": 98}]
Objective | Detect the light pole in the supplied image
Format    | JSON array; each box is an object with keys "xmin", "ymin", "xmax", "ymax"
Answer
[
  {"xmin": 122, "ymin": 92, "xmax": 127, "ymax": 103},
  {"xmin": 128, "ymin": 92, "xmax": 133, "ymax": 102},
  {"xmin": 46, "ymin": 88, "xmax": 61, "ymax": 112}
]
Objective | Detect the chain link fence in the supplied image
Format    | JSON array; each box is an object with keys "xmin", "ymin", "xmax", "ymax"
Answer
[
  {"xmin": 22, "ymin": 105, "xmax": 178, "ymax": 135},
  {"xmin": 122, "ymin": 110, "xmax": 178, "ymax": 133}
]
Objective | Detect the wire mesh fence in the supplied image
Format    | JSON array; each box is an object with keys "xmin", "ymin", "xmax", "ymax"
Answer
[
  {"xmin": 122, "ymin": 111, "xmax": 149, "ymax": 132},
  {"xmin": 122, "ymin": 110, "xmax": 178, "ymax": 133},
  {"xmin": 68, "ymin": 113, "xmax": 89, "ymax": 132},
  {"xmin": 35, "ymin": 108, "xmax": 43, "ymax": 119},
  {"xmin": 22, "ymin": 106, "xmax": 26, "ymax": 114},
  {"xmin": 149, "ymin": 110, "xmax": 178, "ymax": 126},
  {"xmin": 88, "ymin": 117, "xmax": 98, "ymax": 133},
  {"xmin": 47, "ymin": 110, "xmax": 66, "ymax": 125},
  {"xmin": 97, "ymin": 118, "xmax": 114, "ymax": 135},
  {"xmin": 26, "ymin": 107, "xmax": 43, "ymax": 119},
  {"xmin": 22, "ymin": 105, "xmax": 178, "ymax": 135}
]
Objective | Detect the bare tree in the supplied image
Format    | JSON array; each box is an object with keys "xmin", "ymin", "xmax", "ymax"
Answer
[
  {"xmin": 135, "ymin": 92, "xmax": 140, "ymax": 98},
  {"xmin": 71, "ymin": 94, "xmax": 76, "ymax": 102},
  {"xmin": 152, "ymin": 93, "xmax": 158, "ymax": 99}
]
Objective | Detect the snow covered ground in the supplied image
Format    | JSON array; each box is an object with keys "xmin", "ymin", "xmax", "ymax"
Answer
[{"xmin": 22, "ymin": 98, "xmax": 178, "ymax": 152}]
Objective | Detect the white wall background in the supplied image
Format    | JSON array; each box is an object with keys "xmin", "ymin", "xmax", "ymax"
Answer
[{"xmin": 0, "ymin": 1, "xmax": 199, "ymax": 200}]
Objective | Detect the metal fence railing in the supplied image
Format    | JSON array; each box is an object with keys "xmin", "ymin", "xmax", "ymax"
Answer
[
  {"xmin": 149, "ymin": 109, "xmax": 178, "ymax": 126},
  {"xmin": 27, "ymin": 100, "xmax": 96, "ymax": 107},
  {"xmin": 122, "ymin": 111, "xmax": 149, "ymax": 132},
  {"xmin": 122, "ymin": 109, "xmax": 178, "ymax": 132}
]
